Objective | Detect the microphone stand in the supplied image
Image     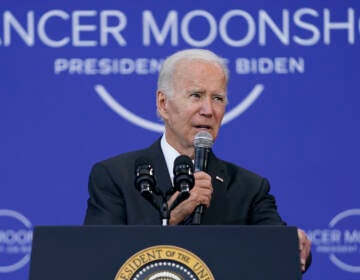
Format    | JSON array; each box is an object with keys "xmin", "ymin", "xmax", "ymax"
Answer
[
  {"xmin": 160, "ymin": 199, "xmax": 170, "ymax": 226},
  {"xmin": 160, "ymin": 183, "xmax": 191, "ymax": 226},
  {"xmin": 138, "ymin": 187, "xmax": 170, "ymax": 226},
  {"xmin": 152, "ymin": 189, "xmax": 171, "ymax": 226}
]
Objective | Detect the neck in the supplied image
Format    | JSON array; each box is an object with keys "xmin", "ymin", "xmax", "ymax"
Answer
[{"xmin": 164, "ymin": 133, "xmax": 195, "ymax": 159}]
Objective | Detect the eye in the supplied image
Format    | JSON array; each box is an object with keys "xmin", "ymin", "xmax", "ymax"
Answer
[
  {"xmin": 213, "ymin": 95, "xmax": 226, "ymax": 103},
  {"xmin": 190, "ymin": 92, "xmax": 202, "ymax": 99}
]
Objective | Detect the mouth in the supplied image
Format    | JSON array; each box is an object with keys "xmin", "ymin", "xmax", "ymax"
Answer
[{"xmin": 194, "ymin": 125, "xmax": 212, "ymax": 130}]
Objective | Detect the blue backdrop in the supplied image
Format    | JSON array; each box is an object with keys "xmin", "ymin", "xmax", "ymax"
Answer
[{"xmin": 1, "ymin": 1, "xmax": 359, "ymax": 279}]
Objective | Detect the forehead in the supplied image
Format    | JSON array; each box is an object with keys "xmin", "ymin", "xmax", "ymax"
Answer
[
  {"xmin": 175, "ymin": 59, "xmax": 224, "ymax": 75},
  {"xmin": 173, "ymin": 60, "xmax": 226, "ymax": 86}
]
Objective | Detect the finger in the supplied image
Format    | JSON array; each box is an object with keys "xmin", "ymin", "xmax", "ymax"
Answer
[
  {"xmin": 297, "ymin": 229, "xmax": 306, "ymax": 250},
  {"xmin": 300, "ymin": 256, "xmax": 306, "ymax": 269},
  {"xmin": 167, "ymin": 191, "xmax": 179, "ymax": 206},
  {"xmin": 193, "ymin": 180, "xmax": 213, "ymax": 194},
  {"xmin": 297, "ymin": 228, "xmax": 311, "ymax": 271},
  {"xmin": 191, "ymin": 187, "xmax": 212, "ymax": 201},
  {"xmin": 187, "ymin": 194, "xmax": 210, "ymax": 208},
  {"xmin": 194, "ymin": 172, "xmax": 212, "ymax": 184}
]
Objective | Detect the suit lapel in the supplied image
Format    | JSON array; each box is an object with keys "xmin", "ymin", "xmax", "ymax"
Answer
[
  {"xmin": 145, "ymin": 139, "xmax": 173, "ymax": 196},
  {"xmin": 203, "ymin": 152, "xmax": 230, "ymax": 224}
]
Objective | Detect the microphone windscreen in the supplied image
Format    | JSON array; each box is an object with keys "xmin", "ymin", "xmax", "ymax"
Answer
[
  {"xmin": 173, "ymin": 155, "xmax": 193, "ymax": 173},
  {"xmin": 135, "ymin": 156, "xmax": 151, "ymax": 167},
  {"xmin": 134, "ymin": 156, "xmax": 154, "ymax": 182},
  {"xmin": 193, "ymin": 131, "xmax": 213, "ymax": 149}
]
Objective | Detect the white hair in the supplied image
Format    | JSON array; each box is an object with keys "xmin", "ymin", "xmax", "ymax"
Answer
[{"xmin": 157, "ymin": 48, "xmax": 229, "ymax": 97}]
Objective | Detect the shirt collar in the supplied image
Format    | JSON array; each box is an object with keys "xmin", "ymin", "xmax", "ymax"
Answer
[{"xmin": 160, "ymin": 134, "xmax": 180, "ymax": 184}]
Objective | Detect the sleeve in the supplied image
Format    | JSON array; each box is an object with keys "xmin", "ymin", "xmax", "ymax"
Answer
[
  {"xmin": 249, "ymin": 178, "xmax": 286, "ymax": 225},
  {"xmin": 83, "ymin": 162, "xmax": 127, "ymax": 225}
]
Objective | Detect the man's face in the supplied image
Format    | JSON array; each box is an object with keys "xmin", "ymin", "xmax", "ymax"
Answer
[{"xmin": 157, "ymin": 60, "xmax": 227, "ymax": 156}]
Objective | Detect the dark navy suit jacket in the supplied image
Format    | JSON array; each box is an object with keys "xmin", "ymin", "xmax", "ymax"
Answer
[{"xmin": 84, "ymin": 138, "xmax": 285, "ymax": 226}]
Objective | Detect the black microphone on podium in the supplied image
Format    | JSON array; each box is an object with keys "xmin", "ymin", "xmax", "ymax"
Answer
[
  {"xmin": 192, "ymin": 131, "xmax": 213, "ymax": 225},
  {"xmin": 135, "ymin": 157, "xmax": 174, "ymax": 226},
  {"xmin": 169, "ymin": 155, "xmax": 195, "ymax": 211},
  {"xmin": 134, "ymin": 157, "xmax": 159, "ymax": 210}
]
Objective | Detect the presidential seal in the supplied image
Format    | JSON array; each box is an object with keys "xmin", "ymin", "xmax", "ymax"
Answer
[{"xmin": 114, "ymin": 245, "xmax": 214, "ymax": 280}]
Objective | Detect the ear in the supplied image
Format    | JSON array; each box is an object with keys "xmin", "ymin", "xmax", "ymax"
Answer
[{"xmin": 156, "ymin": 90, "xmax": 169, "ymax": 120}]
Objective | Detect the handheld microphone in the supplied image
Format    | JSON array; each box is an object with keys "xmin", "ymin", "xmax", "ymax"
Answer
[
  {"xmin": 192, "ymin": 131, "xmax": 213, "ymax": 225},
  {"xmin": 170, "ymin": 155, "xmax": 195, "ymax": 211}
]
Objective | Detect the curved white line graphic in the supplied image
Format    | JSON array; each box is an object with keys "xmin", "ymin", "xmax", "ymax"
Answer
[
  {"xmin": 0, "ymin": 255, "xmax": 31, "ymax": 273},
  {"xmin": 329, "ymin": 208, "xmax": 360, "ymax": 228},
  {"xmin": 94, "ymin": 84, "xmax": 264, "ymax": 133},
  {"xmin": 327, "ymin": 208, "xmax": 360, "ymax": 273},
  {"xmin": 0, "ymin": 209, "xmax": 32, "ymax": 228},
  {"xmin": 329, "ymin": 254, "xmax": 360, "ymax": 273},
  {"xmin": 95, "ymin": 84, "xmax": 164, "ymax": 132},
  {"xmin": 0, "ymin": 209, "xmax": 32, "ymax": 273}
]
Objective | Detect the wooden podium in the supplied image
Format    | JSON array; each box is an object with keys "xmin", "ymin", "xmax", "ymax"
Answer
[{"xmin": 29, "ymin": 225, "xmax": 302, "ymax": 279}]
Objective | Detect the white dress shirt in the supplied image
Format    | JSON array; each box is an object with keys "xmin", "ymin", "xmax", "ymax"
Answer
[{"xmin": 160, "ymin": 134, "xmax": 180, "ymax": 185}]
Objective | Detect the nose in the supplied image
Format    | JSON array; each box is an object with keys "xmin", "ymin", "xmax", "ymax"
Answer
[{"xmin": 199, "ymin": 97, "xmax": 213, "ymax": 117}]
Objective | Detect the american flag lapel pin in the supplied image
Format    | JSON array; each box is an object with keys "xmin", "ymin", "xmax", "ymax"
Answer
[{"xmin": 215, "ymin": 176, "xmax": 224, "ymax": 182}]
